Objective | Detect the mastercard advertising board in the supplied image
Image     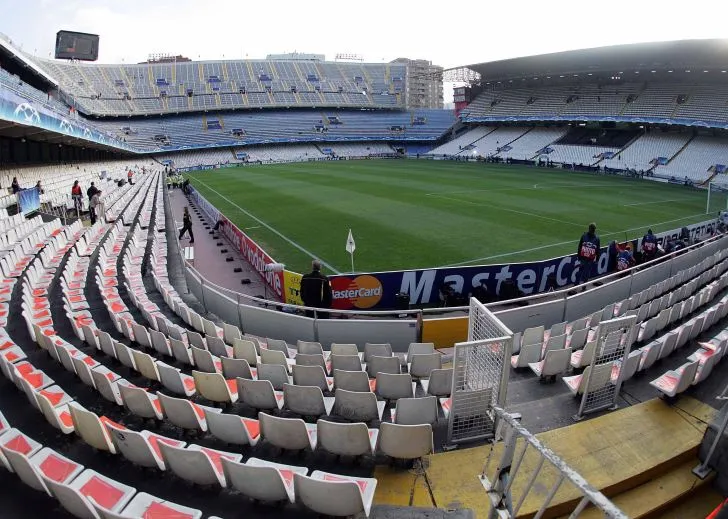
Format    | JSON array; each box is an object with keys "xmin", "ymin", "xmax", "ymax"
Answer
[{"xmin": 330, "ymin": 275, "xmax": 384, "ymax": 310}]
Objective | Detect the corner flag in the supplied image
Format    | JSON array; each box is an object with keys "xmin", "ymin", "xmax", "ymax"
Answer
[
  {"xmin": 346, "ymin": 229, "xmax": 356, "ymax": 273},
  {"xmin": 346, "ymin": 229, "xmax": 356, "ymax": 254}
]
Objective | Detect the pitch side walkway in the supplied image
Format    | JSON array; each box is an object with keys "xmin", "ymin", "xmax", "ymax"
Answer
[{"xmin": 168, "ymin": 187, "xmax": 278, "ymax": 302}]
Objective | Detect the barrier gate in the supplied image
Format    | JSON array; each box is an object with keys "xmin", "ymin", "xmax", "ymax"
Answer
[{"xmin": 447, "ymin": 298, "xmax": 513, "ymax": 445}]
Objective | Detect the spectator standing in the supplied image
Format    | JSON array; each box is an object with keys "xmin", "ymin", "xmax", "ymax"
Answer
[
  {"xmin": 641, "ymin": 229, "xmax": 658, "ymax": 262},
  {"xmin": 576, "ymin": 223, "xmax": 600, "ymax": 287},
  {"xmin": 71, "ymin": 180, "xmax": 83, "ymax": 214},
  {"xmin": 616, "ymin": 244, "xmax": 635, "ymax": 272},
  {"xmin": 127, "ymin": 170, "xmax": 134, "ymax": 185},
  {"xmin": 178, "ymin": 207, "xmax": 194, "ymax": 244},
  {"xmin": 11, "ymin": 177, "xmax": 20, "ymax": 194},
  {"xmin": 35, "ymin": 180, "xmax": 44, "ymax": 195},
  {"xmin": 87, "ymin": 181, "xmax": 99, "ymax": 201},
  {"xmin": 89, "ymin": 190, "xmax": 102, "ymax": 225},
  {"xmin": 300, "ymin": 260, "xmax": 332, "ymax": 318}
]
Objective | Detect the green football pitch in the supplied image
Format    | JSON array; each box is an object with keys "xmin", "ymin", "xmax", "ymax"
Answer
[{"xmin": 187, "ymin": 160, "xmax": 724, "ymax": 275}]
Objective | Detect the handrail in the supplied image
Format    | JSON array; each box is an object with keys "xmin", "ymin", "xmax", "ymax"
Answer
[
  {"xmin": 482, "ymin": 406, "xmax": 628, "ymax": 518},
  {"xmin": 693, "ymin": 381, "xmax": 728, "ymax": 479}
]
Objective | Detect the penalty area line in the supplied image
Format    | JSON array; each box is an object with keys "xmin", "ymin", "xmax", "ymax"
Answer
[
  {"xmin": 191, "ymin": 178, "xmax": 342, "ymax": 274},
  {"xmin": 441, "ymin": 212, "xmax": 709, "ymax": 268}
]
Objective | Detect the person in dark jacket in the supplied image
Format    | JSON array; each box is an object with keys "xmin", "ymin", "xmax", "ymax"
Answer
[
  {"xmin": 300, "ymin": 260, "xmax": 332, "ymax": 318},
  {"xmin": 641, "ymin": 229, "xmax": 658, "ymax": 262},
  {"xmin": 178, "ymin": 207, "xmax": 194, "ymax": 244},
  {"xmin": 11, "ymin": 177, "xmax": 20, "ymax": 194},
  {"xmin": 87, "ymin": 182, "xmax": 99, "ymax": 200},
  {"xmin": 576, "ymin": 222, "xmax": 600, "ymax": 286}
]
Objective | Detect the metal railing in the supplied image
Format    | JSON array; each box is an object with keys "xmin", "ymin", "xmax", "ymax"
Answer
[
  {"xmin": 481, "ymin": 406, "xmax": 628, "ymax": 519},
  {"xmin": 693, "ymin": 381, "xmax": 728, "ymax": 479}
]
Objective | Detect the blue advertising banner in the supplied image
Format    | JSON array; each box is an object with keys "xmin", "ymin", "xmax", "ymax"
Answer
[{"xmin": 17, "ymin": 188, "xmax": 40, "ymax": 215}]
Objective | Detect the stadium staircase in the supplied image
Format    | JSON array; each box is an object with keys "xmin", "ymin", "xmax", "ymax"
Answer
[
  {"xmin": 619, "ymin": 83, "xmax": 649, "ymax": 116},
  {"xmin": 453, "ymin": 126, "xmax": 499, "ymax": 156},
  {"xmin": 700, "ymin": 170, "xmax": 720, "ymax": 187},
  {"xmin": 665, "ymin": 134, "xmax": 696, "ymax": 165}
]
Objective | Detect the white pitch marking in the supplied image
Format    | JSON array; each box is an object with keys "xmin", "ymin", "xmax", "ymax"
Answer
[
  {"xmin": 428, "ymin": 193, "xmax": 590, "ymax": 230},
  {"xmin": 191, "ymin": 177, "xmax": 342, "ymax": 274},
  {"xmin": 244, "ymin": 226, "xmax": 261, "ymax": 230},
  {"xmin": 623, "ymin": 198, "xmax": 695, "ymax": 207},
  {"xmin": 441, "ymin": 212, "xmax": 708, "ymax": 267},
  {"xmin": 425, "ymin": 182, "xmax": 618, "ymax": 196}
]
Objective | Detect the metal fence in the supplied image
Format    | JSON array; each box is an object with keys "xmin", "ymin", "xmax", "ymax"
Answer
[
  {"xmin": 447, "ymin": 298, "xmax": 513, "ymax": 445},
  {"xmin": 574, "ymin": 315, "xmax": 637, "ymax": 421},
  {"xmin": 481, "ymin": 406, "xmax": 628, "ymax": 519}
]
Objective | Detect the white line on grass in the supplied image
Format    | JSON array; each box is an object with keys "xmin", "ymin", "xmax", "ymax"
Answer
[
  {"xmin": 427, "ymin": 193, "xmax": 591, "ymax": 230},
  {"xmin": 424, "ymin": 182, "xmax": 619, "ymax": 196},
  {"xmin": 623, "ymin": 198, "xmax": 695, "ymax": 207},
  {"xmin": 191, "ymin": 177, "xmax": 342, "ymax": 274},
  {"xmin": 441, "ymin": 212, "xmax": 708, "ymax": 267},
  {"xmin": 244, "ymin": 226, "xmax": 261, "ymax": 230}
]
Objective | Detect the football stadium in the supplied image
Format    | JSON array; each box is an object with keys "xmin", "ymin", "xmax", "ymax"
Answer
[{"xmin": 1, "ymin": 5, "xmax": 728, "ymax": 518}]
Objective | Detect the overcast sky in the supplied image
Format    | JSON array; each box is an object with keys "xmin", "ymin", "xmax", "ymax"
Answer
[{"xmin": 2, "ymin": 0, "xmax": 727, "ymax": 68}]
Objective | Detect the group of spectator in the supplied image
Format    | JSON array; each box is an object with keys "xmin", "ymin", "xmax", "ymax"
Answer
[{"xmin": 69, "ymin": 180, "xmax": 104, "ymax": 224}]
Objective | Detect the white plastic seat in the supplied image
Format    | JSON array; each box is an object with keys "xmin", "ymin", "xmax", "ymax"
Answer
[
  {"xmin": 204, "ymin": 411, "xmax": 260, "ymax": 446},
  {"xmin": 2, "ymin": 446, "xmax": 83, "ymax": 495},
  {"xmin": 237, "ymin": 378, "xmax": 284, "ymax": 411},
  {"xmin": 422, "ymin": 368, "xmax": 452, "ymax": 397},
  {"xmin": 377, "ymin": 422, "xmax": 433, "ymax": 460},
  {"xmin": 541, "ymin": 333, "xmax": 567, "ymax": 357},
  {"xmin": 130, "ymin": 349, "xmax": 160, "ymax": 382},
  {"xmin": 119, "ymin": 385, "xmax": 164, "ymax": 420},
  {"xmin": 292, "ymin": 364, "xmax": 333, "ymax": 392},
  {"xmin": 650, "ymin": 360, "xmax": 700, "ymax": 397},
  {"xmin": 36, "ymin": 392, "xmax": 75, "ymax": 434},
  {"xmin": 221, "ymin": 457, "xmax": 307, "ymax": 503},
  {"xmin": 317, "ymin": 419, "xmax": 379, "ymax": 457},
  {"xmin": 393, "ymin": 396, "xmax": 438, "ymax": 425},
  {"xmin": 190, "ymin": 345, "xmax": 221, "ymax": 373},
  {"xmin": 261, "ymin": 348, "xmax": 294, "ymax": 372},
  {"xmin": 511, "ymin": 343, "xmax": 541, "ymax": 369},
  {"xmin": 131, "ymin": 322, "xmax": 152, "ymax": 349},
  {"xmin": 297, "ymin": 340, "xmax": 326, "ymax": 357},
  {"xmin": 44, "ymin": 469, "xmax": 135, "ymax": 519},
  {"xmin": 192, "ymin": 370, "xmax": 238, "ymax": 403},
  {"xmin": 332, "ymin": 388, "xmax": 386, "ymax": 422},
  {"xmin": 159, "ymin": 443, "xmax": 242, "ymax": 487},
  {"xmin": 0, "ymin": 428, "xmax": 42, "ymax": 472},
  {"xmin": 657, "ymin": 331, "xmax": 679, "ymax": 360},
  {"xmin": 566, "ymin": 327, "xmax": 589, "ymax": 351},
  {"xmin": 611, "ymin": 350, "xmax": 642, "ymax": 383},
  {"xmin": 223, "ymin": 323, "xmax": 242, "ymax": 345},
  {"xmin": 294, "ymin": 470, "xmax": 377, "ymax": 518},
  {"xmin": 529, "ymin": 348, "xmax": 572, "ymax": 379},
  {"xmin": 375, "ymin": 372, "xmax": 416, "ymax": 401},
  {"xmin": 570, "ymin": 340, "xmax": 596, "ymax": 369},
  {"xmin": 90, "ymin": 368, "xmax": 125, "ymax": 405},
  {"xmin": 330, "ymin": 343, "xmax": 359, "ymax": 356},
  {"xmin": 206, "ymin": 335, "xmax": 232, "ymax": 358},
  {"xmin": 266, "ymin": 337, "xmax": 294, "ymax": 358},
  {"xmin": 295, "ymin": 353, "xmax": 327, "ymax": 372},
  {"xmin": 689, "ymin": 347, "xmax": 721, "ymax": 384},
  {"xmin": 638, "ymin": 341, "xmax": 662, "ymax": 371},
  {"xmin": 149, "ymin": 329, "xmax": 172, "ymax": 356},
  {"xmin": 157, "ymin": 392, "xmax": 221, "ymax": 431},
  {"xmin": 68, "ymin": 403, "xmax": 117, "ymax": 452},
  {"xmin": 107, "ymin": 425, "xmax": 186, "ymax": 470},
  {"xmin": 169, "ymin": 338, "xmax": 193, "ymax": 365},
  {"xmin": 112, "ymin": 341, "xmax": 137, "ymax": 371},
  {"xmin": 259, "ymin": 412, "xmax": 318, "ymax": 451},
  {"xmin": 93, "ymin": 492, "xmax": 203, "ymax": 519},
  {"xmin": 157, "ymin": 362, "xmax": 196, "ymax": 397}
]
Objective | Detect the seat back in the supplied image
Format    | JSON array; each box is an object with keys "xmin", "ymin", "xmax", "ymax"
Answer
[
  {"xmin": 317, "ymin": 420, "xmax": 373, "ymax": 457},
  {"xmin": 584, "ymin": 363, "xmax": 613, "ymax": 393},
  {"xmin": 292, "ymin": 364, "xmax": 328, "ymax": 392},
  {"xmin": 187, "ymin": 331, "xmax": 206, "ymax": 350},
  {"xmin": 363, "ymin": 343, "xmax": 392, "ymax": 363},
  {"xmin": 619, "ymin": 350, "xmax": 642, "ymax": 382},
  {"xmin": 427, "ymin": 368, "xmax": 453, "ymax": 397},
  {"xmin": 334, "ymin": 369, "xmax": 370, "ymax": 392},
  {"xmin": 158, "ymin": 443, "xmax": 219, "ymax": 486},
  {"xmin": 223, "ymin": 323, "xmax": 242, "ymax": 345},
  {"xmin": 259, "ymin": 412, "xmax": 312, "ymax": 451},
  {"xmin": 367, "ymin": 355, "xmax": 400, "ymax": 377},
  {"xmin": 257, "ymin": 363, "xmax": 289, "ymax": 390},
  {"xmin": 375, "ymin": 372, "xmax": 414, "ymax": 401},
  {"xmin": 330, "ymin": 354, "xmax": 362, "ymax": 372},
  {"xmin": 409, "ymin": 353, "xmax": 442, "ymax": 379},
  {"xmin": 192, "ymin": 371, "xmax": 233, "ymax": 403},
  {"xmin": 522, "ymin": 326, "xmax": 544, "ymax": 346},
  {"xmin": 333, "ymin": 389, "xmax": 380, "ymax": 422},
  {"xmin": 295, "ymin": 353, "xmax": 326, "ymax": 370},
  {"xmin": 44, "ymin": 478, "xmax": 99, "ymax": 519},
  {"xmin": 297, "ymin": 340, "xmax": 324, "ymax": 356},
  {"xmin": 205, "ymin": 411, "xmax": 256, "ymax": 446},
  {"xmin": 190, "ymin": 345, "xmax": 217, "ymax": 373},
  {"xmin": 237, "ymin": 378, "xmax": 279, "ymax": 410},
  {"xmin": 294, "ymin": 472, "xmax": 366, "ymax": 517},
  {"xmin": 221, "ymin": 357, "xmax": 254, "ymax": 380},
  {"xmin": 658, "ymin": 331, "xmax": 678, "ymax": 360},
  {"xmin": 266, "ymin": 338, "xmax": 291, "ymax": 357},
  {"xmin": 261, "ymin": 348, "xmax": 289, "ymax": 369},
  {"xmin": 395, "ymin": 396, "xmax": 438, "ymax": 425},
  {"xmin": 107, "ymin": 427, "xmax": 159, "ymax": 468},
  {"xmin": 206, "ymin": 335, "xmax": 229, "ymax": 358},
  {"xmin": 233, "ymin": 338, "xmax": 258, "ymax": 364},
  {"xmin": 149, "ymin": 330, "xmax": 171, "ymax": 356},
  {"xmin": 331, "ymin": 343, "xmax": 359, "ymax": 356},
  {"xmin": 676, "ymin": 361, "xmax": 699, "ymax": 393},
  {"xmin": 543, "ymin": 333, "xmax": 566, "ymax": 354},
  {"xmin": 68, "ymin": 404, "xmax": 114, "ymax": 452},
  {"xmin": 119, "ymin": 385, "xmax": 159, "ymax": 419},
  {"xmin": 541, "ymin": 348, "xmax": 572, "ymax": 377},
  {"xmin": 157, "ymin": 362, "xmax": 191, "ymax": 396},
  {"xmin": 131, "ymin": 350, "xmax": 160, "ymax": 381},
  {"xmin": 283, "ymin": 384, "xmax": 327, "ymax": 417},
  {"xmin": 378, "ymin": 422, "xmax": 433, "ymax": 460},
  {"xmin": 157, "ymin": 393, "xmax": 203, "ymax": 431},
  {"xmin": 169, "ymin": 338, "xmax": 192, "ymax": 365},
  {"xmin": 222, "ymin": 457, "xmax": 305, "ymax": 503}
]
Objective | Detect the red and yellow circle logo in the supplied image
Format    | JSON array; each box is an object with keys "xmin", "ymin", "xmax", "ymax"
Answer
[{"xmin": 331, "ymin": 275, "xmax": 383, "ymax": 309}]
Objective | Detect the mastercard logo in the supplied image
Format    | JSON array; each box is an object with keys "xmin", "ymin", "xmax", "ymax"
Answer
[{"xmin": 331, "ymin": 275, "xmax": 383, "ymax": 309}]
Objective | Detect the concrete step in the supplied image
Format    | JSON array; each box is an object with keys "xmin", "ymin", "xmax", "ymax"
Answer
[{"xmin": 571, "ymin": 459, "xmax": 715, "ymax": 519}]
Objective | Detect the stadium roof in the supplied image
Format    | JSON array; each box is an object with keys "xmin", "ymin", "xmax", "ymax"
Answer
[{"xmin": 466, "ymin": 39, "xmax": 728, "ymax": 81}]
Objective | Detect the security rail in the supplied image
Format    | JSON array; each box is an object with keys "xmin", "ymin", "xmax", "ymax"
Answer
[
  {"xmin": 481, "ymin": 406, "xmax": 627, "ymax": 519},
  {"xmin": 693, "ymin": 381, "xmax": 728, "ymax": 479}
]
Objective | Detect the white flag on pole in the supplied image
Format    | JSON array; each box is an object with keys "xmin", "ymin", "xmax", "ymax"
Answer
[{"xmin": 345, "ymin": 229, "xmax": 356, "ymax": 254}]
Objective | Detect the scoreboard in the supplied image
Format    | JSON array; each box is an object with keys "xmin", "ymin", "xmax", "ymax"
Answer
[{"xmin": 55, "ymin": 31, "xmax": 99, "ymax": 61}]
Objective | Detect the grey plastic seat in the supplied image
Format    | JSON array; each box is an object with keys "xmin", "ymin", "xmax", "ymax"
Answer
[
  {"xmin": 187, "ymin": 330, "xmax": 206, "ymax": 350},
  {"xmin": 330, "ymin": 354, "xmax": 362, "ymax": 372},
  {"xmin": 363, "ymin": 343, "xmax": 392, "ymax": 363},
  {"xmin": 190, "ymin": 345, "xmax": 220, "ymax": 373},
  {"xmin": 222, "ymin": 457, "xmax": 306, "ymax": 503},
  {"xmin": 204, "ymin": 410, "xmax": 260, "ymax": 446},
  {"xmin": 377, "ymin": 422, "xmax": 433, "ymax": 460},
  {"xmin": 283, "ymin": 383, "xmax": 334, "ymax": 417},
  {"xmin": 221, "ymin": 356, "xmax": 255, "ymax": 380},
  {"xmin": 295, "ymin": 353, "xmax": 327, "ymax": 372},
  {"xmin": 266, "ymin": 338, "xmax": 293, "ymax": 358},
  {"xmin": 292, "ymin": 364, "xmax": 332, "ymax": 392},
  {"xmin": 316, "ymin": 419, "xmax": 379, "ymax": 457},
  {"xmin": 367, "ymin": 355, "xmax": 400, "ymax": 378},
  {"xmin": 259, "ymin": 412, "xmax": 317, "ymax": 451},
  {"xmin": 332, "ymin": 389, "xmax": 385, "ymax": 422},
  {"xmin": 237, "ymin": 378, "xmax": 283, "ymax": 411},
  {"xmin": 422, "ymin": 368, "xmax": 453, "ymax": 397},
  {"xmin": 206, "ymin": 335, "xmax": 231, "ymax": 358},
  {"xmin": 233, "ymin": 338, "xmax": 259, "ymax": 365},
  {"xmin": 157, "ymin": 362, "xmax": 196, "ymax": 397},
  {"xmin": 150, "ymin": 329, "xmax": 172, "ymax": 356},
  {"xmin": 294, "ymin": 470, "xmax": 377, "ymax": 518},
  {"xmin": 257, "ymin": 363, "xmax": 291, "ymax": 390},
  {"xmin": 333, "ymin": 369, "xmax": 372, "ymax": 392},
  {"xmin": 297, "ymin": 340, "xmax": 327, "ymax": 357},
  {"xmin": 408, "ymin": 353, "xmax": 442, "ymax": 379},
  {"xmin": 375, "ymin": 372, "xmax": 416, "ymax": 401},
  {"xmin": 169, "ymin": 337, "xmax": 193, "ymax": 365},
  {"xmin": 405, "ymin": 342, "xmax": 435, "ymax": 363},
  {"xmin": 393, "ymin": 396, "xmax": 438, "ymax": 425},
  {"xmin": 330, "ymin": 343, "xmax": 359, "ymax": 356}
]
